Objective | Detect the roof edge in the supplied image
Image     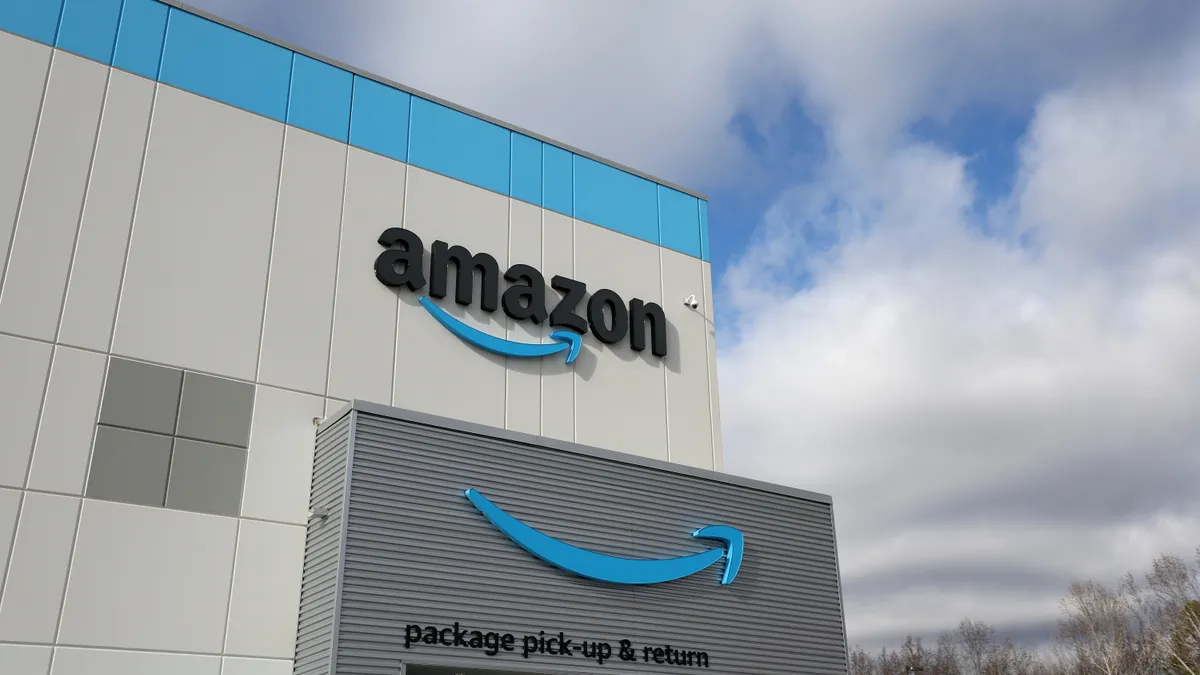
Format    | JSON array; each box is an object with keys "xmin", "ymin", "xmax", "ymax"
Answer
[{"xmin": 157, "ymin": 0, "xmax": 709, "ymax": 202}]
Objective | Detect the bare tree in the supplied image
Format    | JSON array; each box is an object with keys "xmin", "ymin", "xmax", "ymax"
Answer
[
  {"xmin": 1057, "ymin": 577, "xmax": 1157, "ymax": 675},
  {"xmin": 902, "ymin": 635, "xmax": 930, "ymax": 671},
  {"xmin": 1144, "ymin": 549, "xmax": 1200, "ymax": 675},
  {"xmin": 850, "ymin": 645, "xmax": 878, "ymax": 675},
  {"xmin": 934, "ymin": 630, "xmax": 963, "ymax": 675},
  {"xmin": 958, "ymin": 619, "xmax": 996, "ymax": 675},
  {"xmin": 879, "ymin": 646, "xmax": 906, "ymax": 674}
]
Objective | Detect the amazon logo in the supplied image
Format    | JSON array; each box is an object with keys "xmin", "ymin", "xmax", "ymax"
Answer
[
  {"xmin": 373, "ymin": 227, "xmax": 668, "ymax": 363},
  {"xmin": 464, "ymin": 488, "xmax": 743, "ymax": 586}
]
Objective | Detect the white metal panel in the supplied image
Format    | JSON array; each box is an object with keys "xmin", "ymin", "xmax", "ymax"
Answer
[
  {"xmin": 223, "ymin": 519, "xmax": 306, "ymax": 658},
  {"xmin": 661, "ymin": 248, "xmax": 715, "ymax": 469},
  {"xmin": 0, "ymin": 33, "xmax": 51, "ymax": 299},
  {"xmin": 58, "ymin": 499, "xmax": 237, "ymax": 652},
  {"xmin": 27, "ymin": 347, "xmax": 107, "ymax": 494},
  {"xmin": 50, "ymin": 647, "xmax": 221, "ymax": 675},
  {"xmin": 504, "ymin": 199, "xmax": 543, "ymax": 435},
  {"xmin": 257, "ymin": 128, "xmax": 346, "ymax": 395},
  {"xmin": 326, "ymin": 148, "xmax": 403, "ymax": 404},
  {"xmin": 0, "ymin": 493, "xmax": 80, "ymax": 642},
  {"xmin": 111, "ymin": 85, "xmax": 282, "ymax": 380},
  {"xmin": 0, "ymin": 333, "xmax": 52, "ymax": 489},
  {"xmin": 392, "ymin": 167, "xmax": 508, "ymax": 430},
  {"xmin": 540, "ymin": 210, "xmax": 576, "ymax": 443},
  {"xmin": 572, "ymin": 221, "xmax": 668, "ymax": 460},
  {"xmin": 0, "ymin": 52, "xmax": 106, "ymax": 341},
  {"xmin": 58, "ymin": 70, "xmax": 155, "ymax": 352},
  {"xmin": 240, "ymin": 385, "xmax": 323, "ymax": 525}
]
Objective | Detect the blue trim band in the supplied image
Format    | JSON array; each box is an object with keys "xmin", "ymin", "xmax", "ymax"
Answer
[
  {"xmin": 465, "ymin": 488, "xmax": 744, "ymax": 585},
  {"xmin": 0, "ymin": 0, "xmax": 711, "ymax": 261}
]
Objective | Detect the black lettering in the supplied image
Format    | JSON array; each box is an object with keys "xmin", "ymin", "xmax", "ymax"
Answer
[
  {"xmin": 522, "ymin": 635, "xmax": 538, "ymax": 658},
  {"xmin": 539, "ymin": 630, "xmax": 547, "ymax": 654},
  {"xmin": 697, "ymin": 651, "xmax": 710, "ymax": 668},
  {"xmin": 439, "ymin": 627, "xmax": 453, "ymax": 646},
  {"xmin": 559, "ymin": 633, "xmax": 573, "ymax": 656},
  {"xmin": 653, "ymin": 647, "xmax": 666, "ymax": 664},
  {"xmin": 429, "ymin": 241, "xmax": 499, "ymax": 311},
  {"xmin": 597, "ymin": 642, "xmax": 611, "ymax": 665},
  {"xmin": 664, "ymin": 645, "xmax": 675, "ymax": 665},
  {"xmin": 684, "ymin": 651, "xmax": 695, "ymax": 666},
  {"xmin": 643, "ymin": 646, "xmax": 652, "ymax": 662},
  {"xmin": 374, "ymin": 227, "xmax": 426, "ymax": 291},
  {"xmin": 469, "ymin": 631, "xmax": 483, "ymax": 649},
  {"xmin": 549, "ymin": 275, "xmax": 587, "ymax": 333},
  {"xmin": 422, "ymin": 626, "xmax": 438, "ymax": 645},
  {"xmin": 453, "ymin": 622, "xmax": 467, "ymax": 647},
  {"xmin": 404, "ymin": 625, "xmax": 421, "ymax": 649},
  {"xmin": 483, "ymin": 632, "xmax": 501, "ymax": 656},
  {"xmin": 587, "ymin": 289, "xmax": 628, "ymax": 344},
  {"xmin": 629, "ymin": 298, "xmax": 667, "ymax": 356},
  {"xmin": 502, "ymin": 264, "xmax": 548, "ymax": 323},
  {"xmin": 502, "ymin": 633, "xmax": 516, "ymax": 652}
]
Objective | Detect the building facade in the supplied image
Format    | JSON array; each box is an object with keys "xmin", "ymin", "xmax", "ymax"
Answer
[{"xmin": 0, "ymin": 1, "xmax": 848, "ymax": 673}]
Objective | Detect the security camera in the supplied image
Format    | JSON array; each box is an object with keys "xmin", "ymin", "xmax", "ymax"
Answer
[{"xmin": 683, "ymin": 294, "xmax": 699, "ymax": 310}]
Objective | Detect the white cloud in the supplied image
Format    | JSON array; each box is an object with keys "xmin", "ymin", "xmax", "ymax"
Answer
[
  {"xmin": 190, "ymin": 0, "xmax": 1200, "ymax": 651},
  {"xmin": 719, "ymin": 45, "xmax": 1200, "ymax": 646}
]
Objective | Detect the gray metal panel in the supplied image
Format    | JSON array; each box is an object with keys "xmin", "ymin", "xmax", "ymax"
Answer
[
  {"xmin": 293, "ymin": 413, "xmax": 351, "ymax": 675},
  {"xmin": 317, "ymin": 407, "xmax": 847, "ymax": 675}
]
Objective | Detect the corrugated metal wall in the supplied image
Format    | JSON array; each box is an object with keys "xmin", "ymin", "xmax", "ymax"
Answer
[
  {"xmin": 294, "ymin": 413, "xmax": 351, "ymax": 675},
  {"xmin": 306, "ymin": 405, "xmax": 848, "ymax": 675}
]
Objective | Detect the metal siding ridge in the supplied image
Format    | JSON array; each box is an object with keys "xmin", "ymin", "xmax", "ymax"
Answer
[{"xmin": 348, "ymin": 398, "xmax": 834, "ymax": 505}]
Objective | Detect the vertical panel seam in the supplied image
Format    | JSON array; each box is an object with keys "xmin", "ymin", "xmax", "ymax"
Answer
[
  {"xmin": 657, "ymin": 194, "xmax": 671, "ymax": 463},
  {"xmin": 322, "ymin": 143, "xmax": 352, "ymax": 401},
  {"xmin": 106, "ymin": 74, "xmax": 161, "ymax": 355},
  {"xmin": 220, "ymin": 519, "xmax": 245, "ymax": 655},
  {"xmin": 51, "ymin": 0, "xmax": 68, "ymax": 46},
  {"xmin": 22, "ymin": 345, "xmax": 58, "ymax": 490},
  {"xmin": 46, "ymin": 493, "xmax": 83, "ymax": 661},
  {"xmin": 253, "ymin": 120, "xmax": 290, "ymax": 382},
  {"xmin": 0, "ymin": 47, "xmax": 55, "ymax": 303},
  {"xmin": 79, "ymin": 353, "xmax": 113, "ymax": 501},
  {"xmin": 55, "ymin": 62, "xmax": 114, "ymax": 343},
  {"xmin": 390, "ymin": 164, "xmax": 409, "ymax": 407},
  {"xmin": 107, "ymin": 0, "xmax": 128, "ymax": 66}
]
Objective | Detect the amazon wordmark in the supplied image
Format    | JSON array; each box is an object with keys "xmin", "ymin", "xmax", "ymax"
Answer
[{"xmin": 374, "ymin": 227, "xmax": 668, "ymax": 357}]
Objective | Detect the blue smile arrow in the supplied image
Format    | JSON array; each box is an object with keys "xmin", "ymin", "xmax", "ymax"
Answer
[
  {"xmin": 465, "ymin": 488, "xmax": 744, "ymax": 586},
  {"xmin": 419, "ymin": 296, "xmax": 582, "ymax": 364}
]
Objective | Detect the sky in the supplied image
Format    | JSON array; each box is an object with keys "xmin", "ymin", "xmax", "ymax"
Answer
[{"xmin": 186, "ymin": 0, "xmax": 1200, "ymax": 651}]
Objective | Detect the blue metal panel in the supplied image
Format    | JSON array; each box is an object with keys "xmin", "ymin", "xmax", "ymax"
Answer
[
  {"xmin": 0, "ymin": 0, "xmax": 65, "ymax": 45},
  {"xmin": 112, "ymin": 0, "xmax": 168, "ymax": 80},
  {"xmin": 409, "ymin": 97, "xmax": 510, "ymax": 197},
  {"xmin": 542, "ymin": 145, "xmax": 573, "ymax": 217},
  {"xmin": 699, "ymin": 200, "xmax": 710, "ymax": 261},
  {"xmin": 573, "ymin": 155, "xmax": 658, "ymax": 245},
  {"xmin": 288, "ymin": 53, "xmax": 352, "ymax": 143},
  {"xmin": 55, "ymin": 0, "xmax": 123, "ymax": 64},
  {"xmin": 348, "ymin": 75, "xmax": 410, "ymax": 163},
  {"xmin": 159, "ymin": 8, "xmax": 292, "ymax": 122},
  {"xmin": 510, "ymin": 133, "xmax": 542, "ymax": 206},
  {"xmin": 658, "ymin": 185, "xmax": 702, "ymax": 259}
]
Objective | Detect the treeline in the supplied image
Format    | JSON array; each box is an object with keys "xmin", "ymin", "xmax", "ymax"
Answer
[{"xmin": 848, "ymin": 547, "xmax": 1200, "ymax": 675}]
